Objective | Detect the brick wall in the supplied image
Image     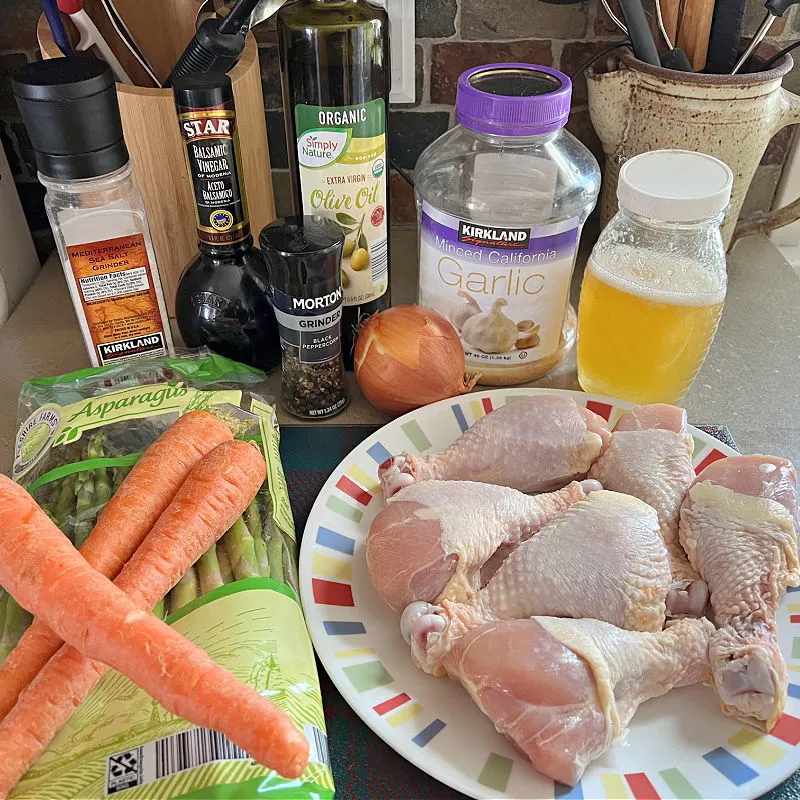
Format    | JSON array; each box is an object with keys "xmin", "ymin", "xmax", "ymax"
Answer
[
  {"xmin": 1, "ymin": 0, "xmax": 800, "ymax": 259},
  {"xmin": 259, "ymin": 0, "xmax": 800, "ymax": 224}
]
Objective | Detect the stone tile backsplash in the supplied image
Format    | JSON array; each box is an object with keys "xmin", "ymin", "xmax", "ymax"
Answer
[{"xmin": 1, "ymin": 0, "xmax": 800, "ymax": 246}]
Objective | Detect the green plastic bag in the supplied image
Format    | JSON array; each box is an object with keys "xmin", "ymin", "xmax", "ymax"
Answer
[{"xmin": 6, "ymin": 350, "xmax": 334, "ymax": 800}]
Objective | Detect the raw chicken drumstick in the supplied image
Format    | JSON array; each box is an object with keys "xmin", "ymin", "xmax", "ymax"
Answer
[
  {"xmin": 379, "ymin": 395, "xmax": 611, "ymax": 498},
  {"xmin": 405, "ymin": 490, "xmax": 671, "ymax": 675},
  {"xmin": 589, "ymin": 404, "xmax": 708, "ymax": 617},
  {"xmin": 680, "ymin": 454, "xmax": 800, "ymax": 731},
  {"xmin": 367, "ymin": 479, "xmax": 588, "ymax": 612},
  {"xmin": 441, "ymin": 615, "xmax": 715, "ymax": 787}
]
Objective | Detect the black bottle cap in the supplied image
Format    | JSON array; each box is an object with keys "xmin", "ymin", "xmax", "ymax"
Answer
[
  {"xmin": 172, "ymin": 71, "xmax": 234, "ymax": 109},
  {"xmin": 259, "ymin": 216, "xmax": 344, "ymax": 297},
  {"xmin": 12, "ymin": 56, "xmax": 128, "ymax": 181}
]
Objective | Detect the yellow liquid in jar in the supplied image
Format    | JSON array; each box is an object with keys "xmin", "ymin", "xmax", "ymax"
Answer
[{"xmin": 577, "ymin": 258, "xmax": 724, "ymax": 404}]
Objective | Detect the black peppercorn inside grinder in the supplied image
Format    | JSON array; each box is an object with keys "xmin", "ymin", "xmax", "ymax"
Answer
[{"xmin": 260, "ymin": 216, "xmax": 349, "ymax": 419}]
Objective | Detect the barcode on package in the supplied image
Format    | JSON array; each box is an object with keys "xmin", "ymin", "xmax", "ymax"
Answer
[
  {"xmin": 105, "ymin": 728, "xmax": 249, "ymax": 795},
  {"xmin": 304, "ymin": 723, "xmax": 330, "ymax": 768},
  {"xmin": 370, "ymin": 236, "xmax": 388, "ymax": 287}
]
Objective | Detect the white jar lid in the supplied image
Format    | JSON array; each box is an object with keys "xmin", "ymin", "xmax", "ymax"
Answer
[{"xmin": 617, "ymin": 149, "xmax": 733, "ymax": 222}]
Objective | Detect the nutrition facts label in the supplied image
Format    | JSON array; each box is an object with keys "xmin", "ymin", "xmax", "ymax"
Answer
[
  {"xmin": 66, "ymin": 233, "xmax": 170, "ymax": 367},
  {"xmin": 78, "ymin": 265, "xmax": 151, "ymax": 302}
]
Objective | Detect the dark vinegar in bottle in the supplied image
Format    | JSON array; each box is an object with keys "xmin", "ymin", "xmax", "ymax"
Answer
[
  {"xmin": 277, "ymin": 0, "xmax": 390, "ymax": 368},
  {"xmin": 172, "ymin": 73, "xmax": 280, "ymax": 372}
]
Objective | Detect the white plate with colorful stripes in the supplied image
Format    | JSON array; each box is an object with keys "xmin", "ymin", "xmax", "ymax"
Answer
[{"xmin": 299, "ymin": 388, "xmax": 800, "ymax": 800}]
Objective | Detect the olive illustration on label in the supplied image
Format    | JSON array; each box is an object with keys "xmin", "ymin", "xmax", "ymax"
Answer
[
  {"xmin": 341, "ymin": 269, "xmax": 350, "ymax": 288},
  {"xmin": 336, "ymin": 212, "xmax": 370, "ymax": 272},
  {"xmin": 350, "ymin": 247, "xmax": 370, "ymax": 271}
]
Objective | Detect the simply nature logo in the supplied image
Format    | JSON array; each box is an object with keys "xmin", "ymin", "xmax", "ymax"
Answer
[{"xmin": 298, "ymin": 130, "xmax": 349, "ymax": 168}]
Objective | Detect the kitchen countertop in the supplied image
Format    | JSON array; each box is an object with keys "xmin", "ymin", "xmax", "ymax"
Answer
[{"xmin": 1, "ymin": 228, "xmax": 799, "ymax": 470}]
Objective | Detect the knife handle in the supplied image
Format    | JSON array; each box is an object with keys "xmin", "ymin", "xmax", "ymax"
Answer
[
  {"xmin": 42, "ymin": 0, "xmax": 75, "ymax": 56},
  {"xmin": 619, "ymin": 0, "xmax": 661, "ymax": 65}
]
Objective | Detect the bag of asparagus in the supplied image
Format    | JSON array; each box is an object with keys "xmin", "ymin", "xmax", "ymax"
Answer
[{"xmin": 5, "ymin": 350, "xmax": 334, "ymax": 800}]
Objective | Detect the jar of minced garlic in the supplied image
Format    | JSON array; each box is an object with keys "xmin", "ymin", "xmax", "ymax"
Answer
[{"xmin": 415, "ymin": 63, "xmax": 600, "ymax": 385}]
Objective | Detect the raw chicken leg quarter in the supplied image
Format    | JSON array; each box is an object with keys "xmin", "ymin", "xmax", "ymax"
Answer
[
  {"xmin": 680, "ymin": 454, "xmax": 800, "ymax": 731},
  {"xmin": 589, "ymin": 403, "xmax": 708, "ymax": 617},
  {"xmin": 367, "ymin": 480, "xmax": 587, "ymax": 612},
  {"xmin": 441, "ymin": 616, "xmax": 715, "ymax": 786},
  {"xmin": 408, "ymin": 490, "xmax": 672, "ymax": 675},
  {"xmin": 379, "ymin": 395, "xmax": 611, "ymax": 498}
]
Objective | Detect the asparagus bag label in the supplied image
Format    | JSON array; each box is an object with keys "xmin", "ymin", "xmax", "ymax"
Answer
[
  {"xmin": 418, "ymin": 202, "xmax": 580, "ymax": 370},
  {"xmin": 8, "ymin": 351, "xmax": 330, "ymax": 799},
  {"xmin": 12, "ymin": 385, "xmax": 242, "ymax": 481},
  {"xmin": 294, "ymin": 100, "xmax": 388, "ymax": 306},
  {"xmin": 13, "ymin": 583, "xmax": 332, "ymax": 800}
]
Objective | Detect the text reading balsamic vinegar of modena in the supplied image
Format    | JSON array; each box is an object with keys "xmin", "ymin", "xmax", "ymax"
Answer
[{"xmin": 177, "ymin": 104, "xmax": 250, "ymax": 246}]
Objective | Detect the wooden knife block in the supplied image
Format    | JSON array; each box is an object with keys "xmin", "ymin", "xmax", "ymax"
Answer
[{"xmin": 38, "ymin": 17, "xmax": 276, "ymax": 315}]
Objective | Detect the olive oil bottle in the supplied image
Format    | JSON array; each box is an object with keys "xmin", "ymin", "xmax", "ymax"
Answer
[{"xmin": 277, "ymin": 0, "xmax": 390, "ymax": 368}]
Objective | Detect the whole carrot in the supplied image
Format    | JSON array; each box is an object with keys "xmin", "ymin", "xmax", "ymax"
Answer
[
  {"xmin": 0, "ymin": 450, "xmax": 308, "ymax": 797},
  {"xmin": 0, "ymin": 410, "xmax": 233, "ymax": 722}
]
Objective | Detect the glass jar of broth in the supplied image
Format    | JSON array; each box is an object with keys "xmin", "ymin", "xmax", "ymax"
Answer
[{"xmin": 577, "ymin": 149, "xmax": 733, "ymax": 404}]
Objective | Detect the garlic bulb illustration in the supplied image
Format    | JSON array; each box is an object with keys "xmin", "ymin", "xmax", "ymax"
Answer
[
  {"xmin": 461, "ymin": 298, "xmax": 518, "ymax": 354},
  {"xmin": 450, "ymin": 290, "xmax": 481, "ymax": 332}
]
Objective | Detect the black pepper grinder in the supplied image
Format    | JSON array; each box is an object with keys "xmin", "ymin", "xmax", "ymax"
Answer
[{"xmin": 259, "ymin": 216, "xmax": 349, "ymax": 419}]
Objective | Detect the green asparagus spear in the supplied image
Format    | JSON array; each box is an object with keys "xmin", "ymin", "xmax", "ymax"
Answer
[
  {"xmin": 72, "ymin": 467, "xmax": 96, "ymax": 549},
  {"xmin": 0, "ymin": 597, "xmax": 32, "ymax": 665},
  {"xmin": 244, "ymin": 498, "xmax": 261, "ymax": 537},
  {"xmin": 88, "ymin": 432, "xmax": 112, "ymax": 511},
  {"xmin": 282, "ymin": 539, "xmax": 298, "ymax": 591},
  {"xmin": 226, "ymin": 518, "xmax": 259, "ymax": 581},
  {"xmin": 268, "ymin": 529, "xmax": 284, "ymax": 583},
  {"xmin": 171, "ymin": 567, "xmax": 200, "ymax": 612},
  {"xmin": 152, "ymin": 598, "xmax": 166, "ymax": 620},
  {"xmin": 216, "ymin": 540, "xmax": 233, "ymax": 585},
  {"xmin": 254, "ymin": 534, "xmax": 270, "ymax": 578},
  {"xmin": 198, "ymin": 544, "xmax": 225, "ymax": 595},
  {"xmin": 53, "ymin": 472, "xmax": 77, "ymax": 540},
  {"xmin": 0, "ymin": 592, "xmax": 8, "ymax": 643},
  {"xmin": 258, "ymin": 494, "xmax": 284, "ymax": 583},
  {"xmin": 112, "ymin": 464, "xmax": 131, "ymax": 493},
  {"xmin": 246, "ymin": 499, "xmax": 270, "ymax": 577}
]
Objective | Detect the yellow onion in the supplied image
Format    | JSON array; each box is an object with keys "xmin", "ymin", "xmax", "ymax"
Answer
[{"xmin": 354, "ymin": 305, "xmax": 480, "ymax": 416}]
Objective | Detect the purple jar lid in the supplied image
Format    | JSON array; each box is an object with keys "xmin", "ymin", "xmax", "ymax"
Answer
[{"xmin": 455, "ymin": 63, "xmax": 572, "ymax": 136}]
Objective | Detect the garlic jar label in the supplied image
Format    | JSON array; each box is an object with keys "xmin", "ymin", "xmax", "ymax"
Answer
[{"xmin": 418, "ymin": 202, "xmax": 580, "ymax": 369}]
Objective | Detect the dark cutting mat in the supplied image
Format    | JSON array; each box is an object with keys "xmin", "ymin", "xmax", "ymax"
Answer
[{"xmin": 280, "ymin": 424, "xmax": 797, "ymax": 800}]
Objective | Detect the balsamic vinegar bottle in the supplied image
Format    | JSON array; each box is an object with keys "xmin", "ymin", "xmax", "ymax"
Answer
[
  {"xmin": 172, "ymin": 73, "xmax": 280, "ymax": 372},
  {"xmin": 277, "ymin": 0, "xmax": 391, "ymax": 368}
]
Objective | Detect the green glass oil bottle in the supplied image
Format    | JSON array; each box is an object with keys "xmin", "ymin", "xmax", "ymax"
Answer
[{"xmin": 277, "ymin": 0, "xmax": 391, "ymax": 368}]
